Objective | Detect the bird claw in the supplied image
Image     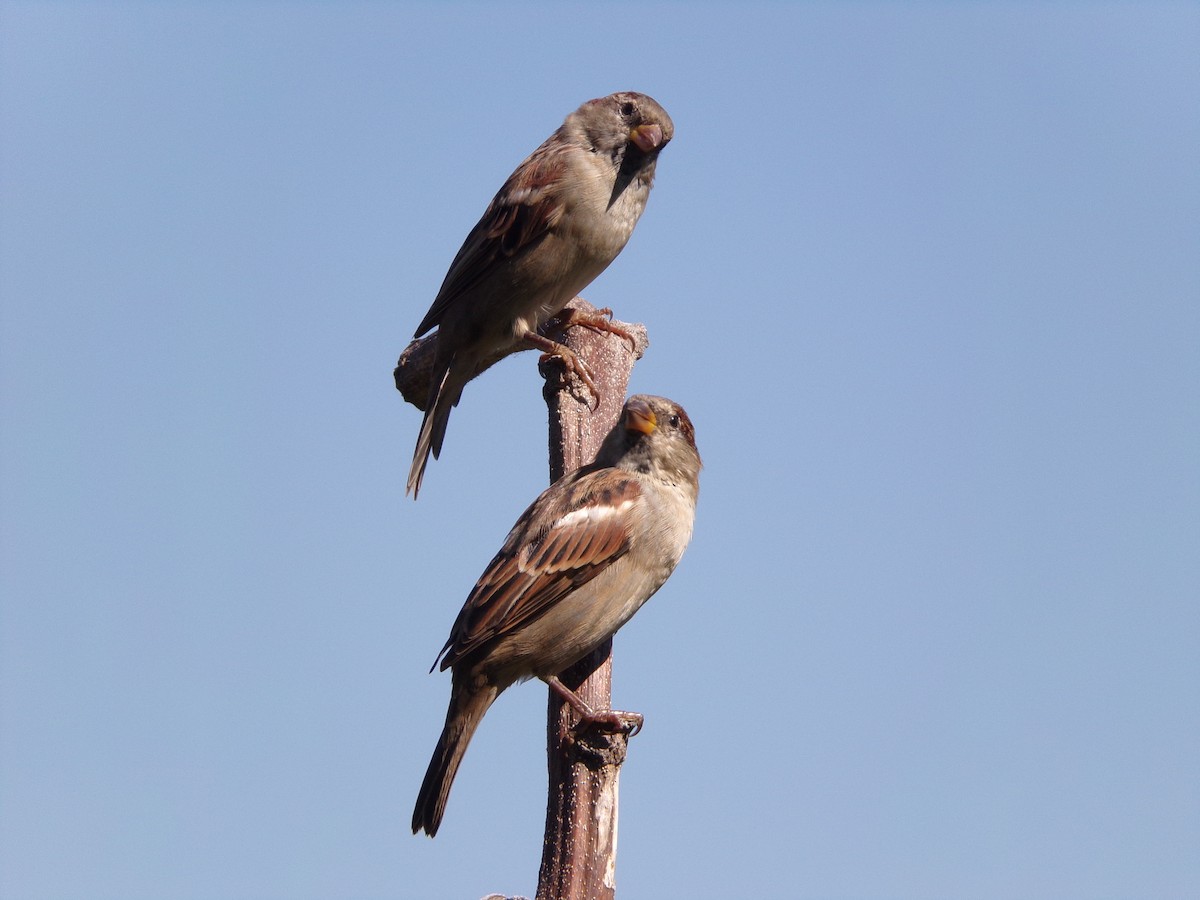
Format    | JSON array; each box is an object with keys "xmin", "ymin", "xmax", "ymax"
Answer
[
  {"xmin": 555, "ymin": 306, "xmax": 637, "ymax": 354},
  {"xmin": 529, "ymin": 333, "xmax": 601, "ymax": 407},
  {"xmin": 543, "ymin": 675, "xmax": 643, "ymax": 736},
  {"xmin": 538, "ymin": 348, "xmax": 599, "ymax": 408},
  {"xmin": 575, "ymin": 709, "xmax": 643, "ymax": 737}
]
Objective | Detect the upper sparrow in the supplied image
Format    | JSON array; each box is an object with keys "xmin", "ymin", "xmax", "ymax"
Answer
[
  {"xmin": 406, "ymin": 92, "xmax": 674, "ymax": 497},
  {"xmin": 412, "ymin": 395, "xmax": 701, "ymax": 836}
]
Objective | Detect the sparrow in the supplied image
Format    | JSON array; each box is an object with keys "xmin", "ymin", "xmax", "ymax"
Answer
[
  {"xmin": 407, "ymin": 91, "xmax": 674, "ymax": 498},
  {"xmin": 412, "ymin": 395, "xmax": 701, "ymax": 837}
]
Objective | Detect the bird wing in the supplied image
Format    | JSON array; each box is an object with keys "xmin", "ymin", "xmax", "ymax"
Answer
[
  {"xmin": 436, "ymin": 468, "xmax": 641, "ymax": 670},
  {"xmin": 413, "ymin": 139, "xmax": 568, "ymax": 337}
]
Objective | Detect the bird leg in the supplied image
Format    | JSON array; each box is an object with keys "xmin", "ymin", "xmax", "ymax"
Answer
[
  {"xmin": 542, "ymin": 675, "xmax": 643, "ymax": 736},
  {"xmin": 551, "ymin": 306, "xmax": 638, "ymax": 353},
  {"xmin": 525, "ymin": 332, "xmax": 600, "ymax": 406}
]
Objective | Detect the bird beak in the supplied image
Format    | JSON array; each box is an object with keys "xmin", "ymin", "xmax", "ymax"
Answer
[
  {"xmin": 629, "ymin": 123, "xmax": 664, "ymax": 153},
  {"xmin": 623, "ymin": 399, "xmax": 657, "ymax": 435}
]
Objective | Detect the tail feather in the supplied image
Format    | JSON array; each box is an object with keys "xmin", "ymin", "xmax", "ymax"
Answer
[
  {"xmin": 412, "ymin": 681, "xmax": 499, "ymax": 837},
  {"xmin": 407, "ymin": 364, "xmax": 463, "ymax": 498}
]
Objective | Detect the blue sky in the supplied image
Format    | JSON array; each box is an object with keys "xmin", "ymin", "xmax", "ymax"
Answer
[{"xmin": 2, "ymin": 3, "xmax": 1197, "ymax": 899}]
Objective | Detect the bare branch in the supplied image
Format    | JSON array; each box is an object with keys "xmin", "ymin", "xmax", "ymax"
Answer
[
  {"xmin": 395, "ymin": 299, "xmax": 649, "ymax": 900},
  {"xmin": 536, "ymin": 300, "xmax": 647, "ymax": 900}
]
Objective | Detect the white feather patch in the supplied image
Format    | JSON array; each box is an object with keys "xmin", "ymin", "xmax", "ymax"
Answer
[{"xmin": 555, "ymin": 499, "xmax": 634, "ymax": 530}]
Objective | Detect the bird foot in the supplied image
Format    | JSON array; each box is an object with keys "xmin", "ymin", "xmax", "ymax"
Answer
[
  {"xmin": 553, "ymin": 306, "xmax": 637, "ymax": 354},
  {"xmin": 527, "ymin": 333, "xmax": 600, "ymax": 408},
  {"xmin": 543, "ymin": 675, "xmax": 643, "ymax": 736},
  {"xmin": 577, "ymin": 708, "xmax": 644, "ymax": 737}
]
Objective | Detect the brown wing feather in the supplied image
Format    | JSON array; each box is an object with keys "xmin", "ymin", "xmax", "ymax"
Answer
[
  {"xmin": 414, "ymin": 142, "xmax": 568, "ymax": 337},
  {"xmin": 436, "ymin": 472, "xmax": 642, "ymax": 670}
]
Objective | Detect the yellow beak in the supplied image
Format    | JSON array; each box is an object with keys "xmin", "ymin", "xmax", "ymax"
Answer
[{"xmin": 623, "ymin": 399, "xmax": 657, "ymax": 435}]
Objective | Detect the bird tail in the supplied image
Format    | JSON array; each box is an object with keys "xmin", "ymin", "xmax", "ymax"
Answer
[
  {"xmin": 406, "ymin": 363, "xmax": 464, "ymax": 499},
  {"xmin": 412, "ymin": 681, "xmax": 499, "ymax": 837}
]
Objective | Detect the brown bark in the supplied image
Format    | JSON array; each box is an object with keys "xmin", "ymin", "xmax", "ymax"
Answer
[
  {"xmin": 394, "ymin": 299, "xmax": 649, "ymax": 899},
  {"xmin": 536, "ymin": 302, "xmax": 647, "ymax": 900}
]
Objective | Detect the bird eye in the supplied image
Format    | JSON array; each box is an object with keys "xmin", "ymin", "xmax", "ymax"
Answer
[
  {"xmin": 620, "ymin": 100, "xmax": 636, "ymax": 117},
  {"xmin": 668, "ymin": 414, "xmax": 680, "ymax": 428}
]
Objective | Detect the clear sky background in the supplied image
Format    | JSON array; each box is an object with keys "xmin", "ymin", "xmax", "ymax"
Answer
[{"xmin": 2, "ymin": 4, "xmax": 1197, "ymax": 899}]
